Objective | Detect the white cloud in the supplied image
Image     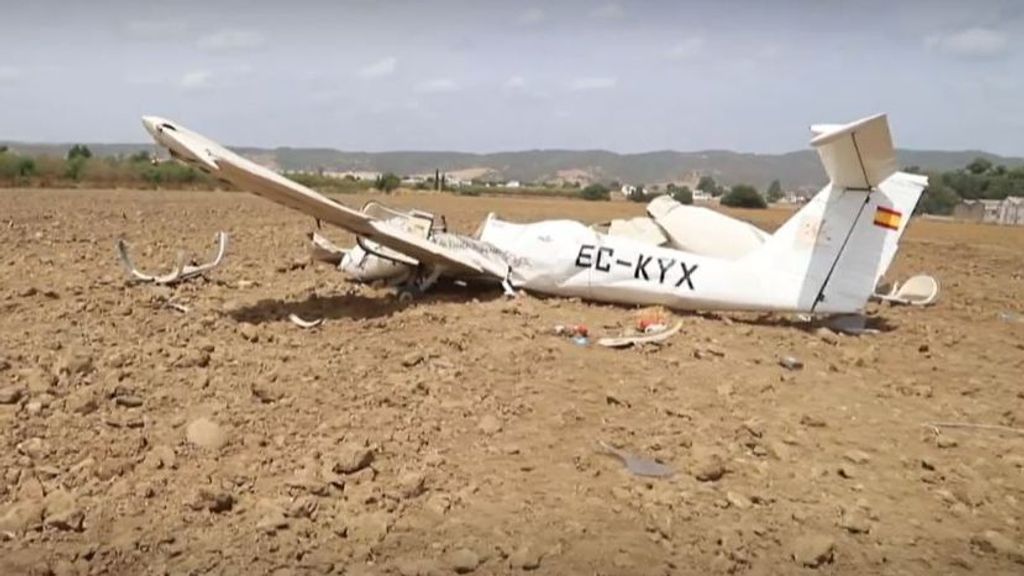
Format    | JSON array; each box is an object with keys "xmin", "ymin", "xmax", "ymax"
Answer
[
  {"xmin": 180, "ymin": 70, "xmax": 213, "ymax": 90},
  {"xmin": 569, "ymin": 76, "xmax": 617, "ymax": 91},
  {"xmin": 518, "ymin": 7, "xmax": 545, "ymax": 24},
  {"xmin": 197, "ymin": 28, "xmax": 265, "ymax": 51},
  {"xmin": 415, "ymin": 78, "xmax": 460, "ymax": 93},
  {"xmin": 926, "ymin": 27, "xmax": 1008, "ymax": 58},
  {"xmin": 666, "ymin": 37, "xmax": 705, "ymax": 60},
  {"xmin": 358, "ymin": 57, "xmax": 397, "ymax": 78},
  {"xmin": 590, "ymin": 3, "xmax": 624, "ymax": 19},
  {"xmin": 0, "ymin": 66, "xmax": 21, "ymax": 82},
  {"xmin": 504, "ymin": 75, "xmax": 527, "ymax": 89}
]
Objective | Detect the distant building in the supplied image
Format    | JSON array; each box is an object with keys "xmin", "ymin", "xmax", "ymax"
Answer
[
  {"xmin": 621, "ymin": 184, "xmax": 656, "ymax": 198},
  {"xmin": 505, "ymin": 180, "xmax": 521, "ymax": 189},
  {"xmin": 954, "ymin": 197, "xmax": 1024, "ymax": 226},
  {"xmin": 692, "ymin": 190, "xmax": 713, "ymax": 202},
  {"xmin": 322, "ymin": 170, "xmax": 380, "ymax": 181},
  {"xmin": 780, "ymin": 191, "xmax": 802, "ymax": 204}
]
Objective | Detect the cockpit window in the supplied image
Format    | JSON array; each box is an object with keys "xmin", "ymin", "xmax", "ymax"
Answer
[{"xmin": 160, "ymin": 123, "xmax": 177, "ymax": 132}]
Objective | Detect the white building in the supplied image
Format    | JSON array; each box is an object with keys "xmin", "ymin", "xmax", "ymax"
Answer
[
  {"xmin": 322, "ymin": 170, "xmax": 380, "ymax": 181},
  {"xmin": 954, "ymin": 197, "xmax": 1024, "ymax": 225}
]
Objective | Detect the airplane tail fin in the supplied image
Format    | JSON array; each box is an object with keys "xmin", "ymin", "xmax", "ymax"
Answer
[{"xmin": 748, "ymin": 114, "xmax": 928, "ymax": 313}]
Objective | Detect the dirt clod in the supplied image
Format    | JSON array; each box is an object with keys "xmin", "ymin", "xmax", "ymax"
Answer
[
  {"xmin": 450, "ymin": 548, "xmax": 480, "ymax": 573},
  {"xmin": 508, "ymin": 547, "xmax": 542, "ymax": 570},
  {"xmin": 791, "ymin": 534, "xmax": 835, "ymax": 567},
  {"xmin": 0, "ymin": 386, "xmax": 24, "ymax": 405},
  {"xmin": 186, "ymin": 417, "xmax": 228, "ymax": 450},
  {"xmin": 333, "ymin": 443, "xmax": 374, "ymax": 474}
]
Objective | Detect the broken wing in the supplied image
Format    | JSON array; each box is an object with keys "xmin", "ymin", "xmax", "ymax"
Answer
[{"xmin": 211, "ymin": 153, "xmax": 501, "ymax": 279}]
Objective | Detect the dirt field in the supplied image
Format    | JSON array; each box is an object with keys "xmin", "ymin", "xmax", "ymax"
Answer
[{"xmin": 1, "ymin": 188, "xmax": 1023, "ymax": 576}]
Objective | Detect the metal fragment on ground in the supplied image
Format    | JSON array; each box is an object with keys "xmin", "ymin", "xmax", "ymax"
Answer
[
  {"xmin": 597, "ymin": 321, "xmax": 682, "ymax": 348},
  {"xmin": 779, "ymin": 355, "xmax": 804, "ymax": 370},
  {"xmin": 117, "ymin": 231, "xmax": 228, "ymax": 285},
  {"xmin": 288, "ymin": 313, "xmax": 325, "ymax": 329},
  {"xmin": 164, "ymin": 300, "xmax": 190, "ymax": 314}
]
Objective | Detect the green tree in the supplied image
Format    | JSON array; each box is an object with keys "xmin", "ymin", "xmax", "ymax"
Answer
[
  {"xmin": 966, "ymin": 157, "xmax": 992, "ymax": 175},
  {"xmin": 672, "ymin": 185, "xmax": 693, "ymax": 205},
  {"xmin": 986, "ymin": 176, "xmax": 1018, "ymax": 200},
  {"xmin": 65, "ymin": 157, "xmax": 88, "ymax": 182},
  {"xmin": 697, "ymin": 175, "xmax": 720, "ymax": 196},
  {"xmin": 720, "ymin": 184, "xmax": 767, "ymax": 209},
  {"xmin": 18, "ymin": 157, "xmax": 36, "ymax": 178},
  {"xmin": 580, "ymin": 183, "xmax": 610, "ymax": 201},
  {"xmin": 0, "ymin": 154, "xmax": 36, "ymax": 181},
  {"xmin": 917, "ymin": 176, "xmax": 960, "ymax": 215},
  {"xmin": 67, "ymin": 144, "xmax": 92, "ymax": 161},
  {"xmin": 0, "ymin": 145, "xmax": 8, "ymax": 154},
  {"xmin": 942, "ymin": 170, "xmax": 985, "ymax": 200},
  {"xmin": 766, "ymin": 179, "xmax": 783, "ymax": 203},
  {"xmin": 374, "ymin": 172, "xmax": 401, "ymax": 193}
]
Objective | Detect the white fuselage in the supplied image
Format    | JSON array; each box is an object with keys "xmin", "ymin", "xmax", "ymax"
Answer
[{"xmin": 476, "ymin": 216, "xmax": 800, "ymax": 313}]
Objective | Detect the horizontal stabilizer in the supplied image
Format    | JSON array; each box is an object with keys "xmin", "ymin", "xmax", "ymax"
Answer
[{"xmin": 810, "ymin": 113, "xmax": 897, "ymax": 189}]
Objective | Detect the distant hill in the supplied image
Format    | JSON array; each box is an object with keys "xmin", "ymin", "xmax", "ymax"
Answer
[{"xmin": 3, "ymin": 140, "xmax": 1021, "ymax": 191}]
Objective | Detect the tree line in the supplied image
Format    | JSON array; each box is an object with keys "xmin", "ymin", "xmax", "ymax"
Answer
[
  {"xmin": 0, "ymin": 145, "xmax": 387, "ymax": 193},
  {"xmin": 6, "ymin": 145, "xmax": 1016, "ymax": 214},
  {"xmin": 0, "ymin": 145, "xmax": 221, "ymax": 189},
  {"xmin": 581, "ymin": 176, "xmax": 784, "ymax": 209},
  {"xmin": 911, "ymin": 157, "xmax": 1024, "ymax": 215}
]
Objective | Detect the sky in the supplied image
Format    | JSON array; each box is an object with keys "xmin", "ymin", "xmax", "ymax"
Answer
[{"xmin": 1, "ymin": 0, "xmax": 1023, "ymax": 155}]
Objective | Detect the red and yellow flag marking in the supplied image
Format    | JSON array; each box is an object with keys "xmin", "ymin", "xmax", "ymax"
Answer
[{"xmin": 873, "ymin": 206, "xmax": 902, "ymax": 231}]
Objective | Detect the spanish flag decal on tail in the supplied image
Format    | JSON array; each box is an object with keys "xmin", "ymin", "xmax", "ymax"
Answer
[{"xmin": 874, "ymin": 206, "xmax": 902, "ymax": 231}]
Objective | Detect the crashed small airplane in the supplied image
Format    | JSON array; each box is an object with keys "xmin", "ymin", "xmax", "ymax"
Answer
[{"xmin": 141, "ymin": 113, "xmax": 927, "ymax": 315}]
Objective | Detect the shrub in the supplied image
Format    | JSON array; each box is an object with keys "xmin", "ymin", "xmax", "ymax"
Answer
[
  {"xmin": 375, "ymin": 172, "xmax": 401, "ymax": 193},
  {"xmin": 720, "ymin": 184, "xmax": 767, "ymax": 209},
  {"xmin": 697, "ymin": 175, "xmax": 722, "ymax": 197},
  {"xmin": 672, "ymin": 186, "xmax": 693, "ymax": 205},
  {"xmin": 580, "ymin": 183, "xmax": 610, "ymax": 201},
  {"xmin": 67, "ymin": 144, "xmax": 92, "ymax": 161}
]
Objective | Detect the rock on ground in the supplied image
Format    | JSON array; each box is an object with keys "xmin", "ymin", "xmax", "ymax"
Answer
[
  {"xmin": 186, "ymin": 417, "xmax": 228, "ymax": 450},
  {"xmin": 791, "ymin": 534, "xmax": 835, "ymax": 568}
]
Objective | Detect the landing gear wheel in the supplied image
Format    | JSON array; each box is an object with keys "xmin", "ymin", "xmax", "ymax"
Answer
[{"xmin": 397, "ymin": 286, "xmax": 420, "ymax": 303}]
